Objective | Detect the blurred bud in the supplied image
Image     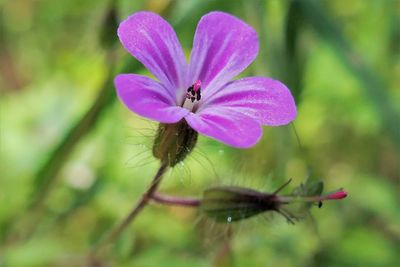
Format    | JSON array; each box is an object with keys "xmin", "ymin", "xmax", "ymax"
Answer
[
  {"xmin": 99, "ymin": 3, "xmax": 118, "ymax": 49},
  {"xmin": 152, "ymin": 120, "xmax": 198, "ymax": 167}
]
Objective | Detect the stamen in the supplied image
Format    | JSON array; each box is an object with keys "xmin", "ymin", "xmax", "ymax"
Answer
[{"xmin": 183, "ymin": 80, "xmax": 202, "ymax": 110}]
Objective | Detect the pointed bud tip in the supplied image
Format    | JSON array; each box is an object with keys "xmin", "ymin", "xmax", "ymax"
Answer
[{"xmin": 327, "ymin": 190, "xmax": 347, "ymax": 200}]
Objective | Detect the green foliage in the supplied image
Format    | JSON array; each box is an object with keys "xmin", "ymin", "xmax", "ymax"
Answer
[{"xmin": 1, "ymin": 0, "xmax": 399, "ymax": 266}]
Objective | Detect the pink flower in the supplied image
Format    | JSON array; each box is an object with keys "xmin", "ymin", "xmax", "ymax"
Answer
[{"xmin": 115, "ymin": 11, "xmax": 296, "ymax": 148}]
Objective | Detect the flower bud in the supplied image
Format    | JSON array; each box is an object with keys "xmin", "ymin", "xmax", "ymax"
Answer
[
  {"xmin": 200, "ymin": 180, "xmax": 347, "ymax": 224},
  {"xmin": 152, "ymin": 120, "xmax": 198, "ymax": 167},
  {"xmin": 200, "ymin": 186, "xmax": 279, "ymax": 223}
]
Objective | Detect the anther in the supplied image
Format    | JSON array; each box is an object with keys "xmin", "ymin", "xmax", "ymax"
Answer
[
  {"xmin": 183, "ymin": 80, "xmax": 202, "ymax": 109},
  {"xmin": 186, "ymin": 80, "xmax": 202, "ymax": 103}
]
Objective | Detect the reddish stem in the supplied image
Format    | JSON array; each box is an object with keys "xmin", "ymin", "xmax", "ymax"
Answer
[{"xmin": 151, "ymin": 192, "xmax": 201, "ymax": 207}]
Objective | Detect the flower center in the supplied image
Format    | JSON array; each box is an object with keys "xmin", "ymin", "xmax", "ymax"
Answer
[{"xmin": 182, "ymin": 80, "xmax": 201, "ymax": 111}]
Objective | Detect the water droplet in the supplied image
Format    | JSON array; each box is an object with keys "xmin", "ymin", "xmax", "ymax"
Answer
[
  {"xmin": 227, "ymin": 216, "xmax": 232, "ymax": 223},
  {"xmin": 218, "ymin": 149, "xmax": 225, "ymax": 155}
]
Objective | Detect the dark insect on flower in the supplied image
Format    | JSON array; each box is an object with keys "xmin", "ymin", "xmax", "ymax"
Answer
[{"xmin": 201, "ymin": 179, "xmax": 347, "ymax": 224}]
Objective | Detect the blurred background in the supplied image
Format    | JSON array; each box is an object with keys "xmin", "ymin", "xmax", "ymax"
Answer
[{"xmin": 1, "ymin": 0, "xmax": 399, "ymax": 266}]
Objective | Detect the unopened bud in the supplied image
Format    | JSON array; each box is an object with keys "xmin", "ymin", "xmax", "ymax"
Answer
[
  {"xmin": 152, "ymin": 120, "xmax": 198, "ymax": 167},
  {"xmin": 200, "ymin": 186, "xmax": 279, "ymax": 223},
  {"xmin": 201, "ymin": 180, "xmax": 348, "ymax": 224}
]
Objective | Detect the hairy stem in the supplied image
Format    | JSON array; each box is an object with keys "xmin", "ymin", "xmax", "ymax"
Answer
[{"xmin": 151, "ymin": 192, "xmax": 201, "ymax": 207}]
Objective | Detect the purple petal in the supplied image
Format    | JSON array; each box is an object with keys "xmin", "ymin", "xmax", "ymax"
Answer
[
  {"xmin": 199, "ymin": 77, "xmax": 297, "ymax": 126},
  {"xmin": 118, "ymin": 12, "xmax": 188, "ymax": 94},
  {"xmin": 115, "ymin": 74, "xmax": 189, "ymax": 123},
  {"xmin": 184, "ymin": 107, "xmax": 262, "ymax": 148},
  {"xmin": 189, "ymin": 12, "xmax": 258, "ymax": 99}
]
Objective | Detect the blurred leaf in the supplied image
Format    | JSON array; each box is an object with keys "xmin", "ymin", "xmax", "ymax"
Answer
[
  {"xmin": 29, "ymin": 57, "xmax": 139, "ymax": 210},
  {"xmin": 284, "ymin": 0, "xmax": 307, "ymax": 102},
  {"xmin": 99, "ymin": 0, "xmax": 119, "ymax": 49},
  {"xmin": 334, "ymin": 227, "xmax": 397, "ymax": 267},
  {"xmin": 298, "ymin": 0, "xmax": 400, "ymax": 151}
]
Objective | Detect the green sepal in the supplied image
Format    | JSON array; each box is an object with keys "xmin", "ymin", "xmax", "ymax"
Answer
[
  {"xmin": 201, "ymin": 186, "xmax": 278, "ymax": 223},
  {"xmin": 152, "ymin": 120, "xmax": 198, "ymax": 167}
]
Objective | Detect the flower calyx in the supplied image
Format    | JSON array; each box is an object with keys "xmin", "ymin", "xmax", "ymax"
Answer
[{"xmin": 152, "ymin": 120, "xmax": 198, "ymax": 167}]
